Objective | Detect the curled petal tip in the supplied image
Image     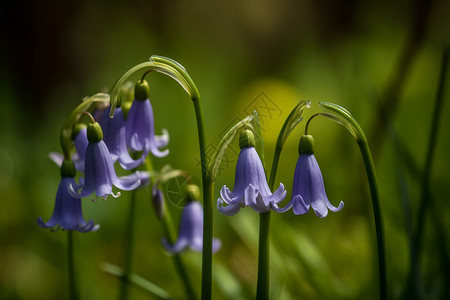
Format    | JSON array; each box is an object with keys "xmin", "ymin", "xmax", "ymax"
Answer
[
  {"xmin": 292, "ymin": 195, "xmax": 309, "ymax": 215},
  {"xmin": 217, "ymin": 198, "xmax": 241, "ymax": 216},
  {"xmin": 326, "ymin": 200, "xmax": 344, "ymax": 213}
]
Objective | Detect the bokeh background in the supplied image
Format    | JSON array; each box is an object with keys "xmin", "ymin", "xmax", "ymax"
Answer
[{"xmin": 1, "ymin": 0, "xmax": 449, "ymax": 299}]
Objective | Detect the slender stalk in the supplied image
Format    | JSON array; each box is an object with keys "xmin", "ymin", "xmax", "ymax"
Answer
[
  {"xmin": 190, "ymin": 96, "xmax": 213, "ymax": 300},
  {"xmin": 256, "ymin": 101, "xmax": 310, "ymax": 299},
  {"xmin": 415, "ymin": 46, "xmax": 448, "ymax": 248},
  {"xmin": 161, "ymin": 206, "xmax": 197, "ymax": 300},
  {"xmin": 319, "ymin": 102, "xmax": 387, "ymax": 300},
  {"xmin": 256, "ymin": 139, "xmax": 282, "ymax": 300},
  {"xmin": 68, "ymin": 231, "xmax": 79, "ymax": 300},
  {"xmin": 357, "ymin": 141, "xmax": 387, "ymax": 300},
  {"xmin": 118, "ymin": 190, "xmax": 137, "ymax": 300},
  {"xmin": 411, "ymin": 46, "xmax": 449, "ymax": 297},
  {"xmin": 256, "ymin": 212, "xmax": 271, "ymax": 300}
]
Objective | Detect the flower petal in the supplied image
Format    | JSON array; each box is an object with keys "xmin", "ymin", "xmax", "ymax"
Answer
[
  {"xmin": 48, "ymin": 152, "xmax": 63, "ymax": 166},
  {"xmin": 265, "ymin": 183, "xmax": 287, "ymax": 203},
  {"xmin": 271, "ymin": 198, "xmax": 293, "ymax": 213},
  {"xmin": 311, "ymin": 198, "xmax": 329, "ymax": 218},
  {"xmin": 292, "ymin": 195, "xmax": 309, "ymax": 215},
  {"xmin": 190, "ymin": 237, "xmax": 204, "ymax": 252},
  {"xmin": 220, "ymin": 185, "xmax": 240, "ymax": 204},
  {"xmin": 113, "ymin": 172, "xmax": 141, "ymax": 191},
  {"xmin": 325, "ymin": 199, "xmax": 344, "ymax": 212},
  {"xmin": 250, "ymin": 193, "xmax": 272, "ymax": 213},
  {"xmin": 244, "ymin": 184, "xmax": 257, "ymax": 207},
  {"xmin": 162, "ymin": 237, "xmax": 189, "ymax": 254},
  {"xmin": 154, "ymin": 128, "xmax": 169, "ymax": 148},
  {"xmin": 149, "ymin": 140, "xmax": 169, "ymax": 157},
  {"xmin": 217, "ymin": 198, "xmax": 241, "ymax": 216}
]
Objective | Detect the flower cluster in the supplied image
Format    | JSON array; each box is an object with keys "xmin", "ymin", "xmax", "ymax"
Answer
[
  {"xmin": 217, "ymin": 131, "xmax": 344, "ymax": 218},
  {"xmin": 38, "ymin": 80, "xmax": 164, "ymax": 232}
]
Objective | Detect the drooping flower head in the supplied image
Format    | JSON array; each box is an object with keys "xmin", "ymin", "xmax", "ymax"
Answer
[
  {"xmin": 38, "ymin": 160, "xmax": 99, "ymax": 232},
  {"xmin": 125, "ymin": 80, "xmax": 169, "ymax": 159},
  {"xmin": 69, "ymin": 121, "xmax": 143, "ymax": 199},
  {"xmin": 217, "ymin": 130, "xmax": 287, "ymax": 216},
  {"xmin": 99, "ymin": 105, "xmax": 144, "ymax": 170},
  {"xmin": 163, "ymin": 185, "xmax": 221, "ymax": 253},
  {"xmin": 291, "ymin": 135, "xmax": 344, "ymax": 218}
]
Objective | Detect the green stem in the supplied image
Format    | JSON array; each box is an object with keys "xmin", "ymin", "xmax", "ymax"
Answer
[
  {"xmin": 161, "ymin": 206, "xmax": 197, "ymax": 300},
  {"xmin": 118, "ymin": 190, "xmax": 137, "ymax": 300},
  {"xmin": 319, "ymin": 102, "xmax": 387, "ymax": 300},
  {"xmin": 357, "ymin": 141, "xmax": 387, "ymax": 300},
  {"xmin": 68, "ymin": 231, "xmax": 79, "ymax": 300},
  {"xmin": 414, "ymin": 46, "xmax": 448, "ymax": 249},
  {"xmin": 192, "ymin": 96, "xmax": 214, "ymax": 300},
  {"xmin": 412, "ymin": 46, "xmax": 449, "ymax": 297},
  {"xmin": 256, "ymin": 100, "xmax": 310, "ymax": 299},
  {"xmin": 256, "ymin": 212, "xmax": 271, "ymax": 300},
  {"xmin": 256, "ymin": 135, "xmax": 282, "ymax": 300}
]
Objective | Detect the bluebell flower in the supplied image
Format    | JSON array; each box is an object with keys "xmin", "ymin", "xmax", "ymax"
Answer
[
  {"xmin": 162, "ymin": 201, "xmax": 221, "ymax": 253},
  {"xmin": 69, "ymin": 122, "xmax": 143, "ymax": 199},
  {"xmin": 49, "ymin": 125, "xmax": 88, "ymax": 172},
  {"xmin": 289, "ymin": 135, "xmax": 344, "ymax": 218},
  {"xmin": 217, "ymin": 130, "xmax": 287, "ymax": 216},
  {"xmin": 38, "ymin": 160, "xmax": 99, "ymax": 232},
  {"xmin": 125, "ymin": 80, "xmax": 169, "ymax": 159},
  {"xmin": 99, "ymin": 105, "xmax": 144, "ymax": 170}
]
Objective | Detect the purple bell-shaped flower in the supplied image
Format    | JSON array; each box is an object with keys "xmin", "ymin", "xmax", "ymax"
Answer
[
  {"xmin": 99, "ymin": 105, "xmax": 144, "ymax": 170},
  {"xmin": 69, "ymin": 122, "xmax": 143, "ymax": 199},
  {"xmin": 163, "ymin": 201, "xmax": 221, "ymax": 253},
  {"xmin": 38, "ymin": 160, "xmax": 99, "ymax": 232},
  {"xmin": 217, "ymin": 130, "xmax": 287, "ymax": 216},
  {"xmin": 289, "ymin": 135, "xmax": 344, "ymax": 218},
  {"xmin": 125, "ymin": 80, "xmax": 169, "ymax": 159}
]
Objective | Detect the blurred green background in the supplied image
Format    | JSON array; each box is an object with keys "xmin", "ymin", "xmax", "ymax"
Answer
[{"xmin": 1, "ymin": 0, "xmax": 449, "ymax": 299}]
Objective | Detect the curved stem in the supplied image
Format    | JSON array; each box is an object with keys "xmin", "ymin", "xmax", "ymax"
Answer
[
  {"xmin": 357, "ymin": 141, "xmax": 387, "ymax": 300},
  {"xmin": 118, "ymin": 190, "xmax": 137, "ymax": 300},
  {"xmin": 68, "ymin": 231, "xmax": 79, "ymax": 300},
  {"xmin": 111, "ymin": 56, "xmax": 209, "ymax": 298},
  {"xmin": 192, "ymin": 96, "xmax": 214, "ymax": 300},
  {"xmin": 60, "ymin": 93, "xmax": 110, "ymax": 159},
  {"xmin": 319, "ymin": 102, "xmax": 387, "ymax": 300}
]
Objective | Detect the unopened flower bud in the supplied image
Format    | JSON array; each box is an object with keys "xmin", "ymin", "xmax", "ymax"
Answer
[
  {"xmin": 239, "ymin": 129, "xmax": 256, "ymax": 149},
  {"xmin": 87, "ymin": 122, "xmax": 104, "ymax": 143},
  {"xmin": 298, "ymin": 135, "xmax": 315, "ymax": 155},
  {"xmin": 152, "ymin": 187, "xmax": 165, "ymax": 220},
  {"xmin": 134, "ymin": 80, "xmax": 150, "ymax": 101}
]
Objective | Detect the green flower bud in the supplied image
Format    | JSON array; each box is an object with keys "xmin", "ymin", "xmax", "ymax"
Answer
[
  {"xmin": 239, "ymin": 129, "xmax": 256, "ymax": 149},
  {"xmin": 87, "ymin": 122, "xmax": 103, "ymax": 143},
  {"xmin": 134, "ymin": 80, "xmax": 150, "ymax": 101},
  {"xmin": 298, "ymin": 135, "xmax": 315, "ymax": 155},
  {"xmin": 60, "ymin": 160, "xmax": 76, "ymax": 178}
]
